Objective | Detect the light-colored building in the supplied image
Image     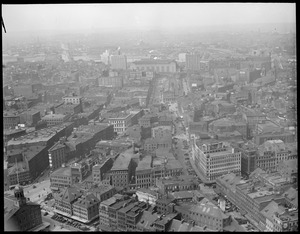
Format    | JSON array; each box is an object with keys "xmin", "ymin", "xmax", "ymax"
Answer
[
  {"xmin": 192, "ymin": 139, "xmax": 241, "ymax": 181},
  {"xmin": 62, "ymin": 96, "xmax": 82, "ymax": 105},
  {"xmin": 50, "ymin": 166, "xmax": 72, "ymax": 190},
  {"xmin": 189, "ymin": 199, "xmax": 232, "ymax": 231},
  {"xmin": 108, "ymin": 113, "xmax": 132, "ymax": 134},
  {"xmin": 186, "ymin": 53, "xmax": 202, "ymax": 71},
  {"xmin": 132, "ymin": 59, "xmax": 177, "ymax": 73},
  {"xmin": 98, "ymin": 76, "xmax": 123, "ymax": 88},
  {"xmin": 110, "ymin": 55, "xmax": 127, "ymax": 70},
  {"xmin": 136, "ymin": 188, "xmax": 158, "ymax": 205},
  {"xmin": 178, "ymin": 53, "xmax": 186, "ymax": 63}
]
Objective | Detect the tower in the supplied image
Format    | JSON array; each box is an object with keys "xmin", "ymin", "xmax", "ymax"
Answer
[{"xmin": 14, "ymin": 186, "xmax": 27, "ymax": 207}]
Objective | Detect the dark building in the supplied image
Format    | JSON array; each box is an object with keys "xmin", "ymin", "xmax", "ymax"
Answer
[
  {"xmin": 4, "ymin": 186, "xmax": 45, "ymax": 231},
  {"xmin": 239, "ymin": 145, "xmax": 258, "ymax": 177}
]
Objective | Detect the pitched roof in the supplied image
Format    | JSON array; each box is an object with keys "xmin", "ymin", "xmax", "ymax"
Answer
[
  {"xmin": 190, "ymin": 200, "xmax": 228, "ymax": 220},
  {"xmin": 73, "ymin": 194, "xmax": 100, "ymax": 209},
  {"xmin": 53, "ymin": 187, "xmax": 83, "ymax": 203}
]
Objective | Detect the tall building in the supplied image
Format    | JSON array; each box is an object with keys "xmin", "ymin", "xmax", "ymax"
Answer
[
  {"xmin": 101, "ymin": 50, "xmax": 110, "ymax": 65},
  {"xmin": 238, "ymin": 143, "xmax": 258, "ymax": 176},
  {"xmin": 110, "ymin": 55, "xmax": 127, "ymax": 70},
  {"xmin": 192, "ymin": 139, "xmax": 241, "ymax": 181},
  {"xmin": 186, "ymin": 53, "xmax": 202, "ymax": 71}
]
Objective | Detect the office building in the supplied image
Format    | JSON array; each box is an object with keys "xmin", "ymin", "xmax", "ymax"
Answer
[
  {"xmin": 135, "ymin": 156, "xmax": 153, "ymax": 189},
  {"xmin": 110, "ymin": 55, "xmax": 127, "ymax": 70},
  {"xmin": 62, "ymin": 95, "xmax": 82, "ymax": 105},
  {"xmin": 72, "ymin": 194, "xmax": 100, "ymax": 222},
  {"xmin": 92, "ymin": 158, "xmax": 114, "ymax": 183},
  {"xmin": 238, "ymin": 142, "xmax": 258, "ymax": 176},
  {"xmin": 48, "ymin": 140, "xmax": 67, "ymax": 170},
  {"xmin": 98, "ymin": 76, "xmax": 123, "ymax": 88},
  {"xmin": 186, "ymin": 53, "xmax": 202, "ymax": 71},
  {"xmin": 192, "ymin": 139, "xmax": 241, "ymax": 181},
  {"xmin": 109, "ymin": 149, "xmax": 136, "ymax": 188},
  {"xmin": 50, "ymin": 166, "xmax": 72, "ymax": 190},
  {"xmin": 108, "ymin": 112, "xmax": 132, "ymax": 134},
  {"xmin": 3, "ymin": 110, "xmax": 21, "ymax": 130}
]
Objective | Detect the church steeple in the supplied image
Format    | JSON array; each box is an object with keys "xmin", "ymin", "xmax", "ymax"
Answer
[{"xmin": 14, "ymin": 186, "xmax": 27, "ymax": 207}]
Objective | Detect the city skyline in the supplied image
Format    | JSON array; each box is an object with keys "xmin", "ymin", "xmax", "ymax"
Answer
[{"xmin": 2, "ymin": 3, "xmax": 296, "ymax": 33}]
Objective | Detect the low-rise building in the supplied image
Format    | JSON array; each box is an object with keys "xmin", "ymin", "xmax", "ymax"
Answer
[
  {"xmin": 109, "ymin": 150, "xmax": 136, "ymax": 188},
  {"xmin": 53, "ymin": 186, "xmax": 83, "ymax": 216},
  {"xmin": 136, "ymin": 155, "xmax": 153, "ymax": 189},
  {"xmin": 132, "ymin": 59, "xmax": 177, "ymax": 73},
  {"xmin": 151, "ymin": 125, "xmax": 172, "ymax": 139},
  {"xmin": 3, "ymin": 110, "xmax": 21, "ymax": 130},
  {"xmin": 92, "ymin": 158, "xmax": 114, "ymax": 183},
  {"xmin": 189, "ymin": 199, "xmax": 232, "ymax": 231},
  {"xmin": 135, "ymin": 188, "xmax": 159, "ymax": 206},
  {"xmin": 108, "ymin": 112, "xmax": 132, "ymax": 134},
  {"xmin": 72, "ymin": 194, "xmax": 100, "ymax": 222},
  {"xmin": 98, "ymin": 76, "xmax": 123, "ymax": 88},
  {"xmin": 42, "ymin": 113, "xmax": 70, "ymax": 126},
  {"xmin": 50, "ymin": 166, "xmax": 72, "ymax": 190},
  {"xmin": 62, "ymin": 95, "xmax": 82, "ymax": 105},
  {"xmin": 156, "ymin": 176, "xmax": 198, "ymax": 195}
]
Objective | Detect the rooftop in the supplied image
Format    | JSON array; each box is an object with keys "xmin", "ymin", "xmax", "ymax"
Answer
[
  {"xmin": 51, "ymin": 166, "xmax": 71, "ymax": 177},
  {"xmin": 73, "ymin": 194, "xmax": 99, "ymax": 209},
  {"xmin": 42, "ymin": 114, "xmax": 67, "ymax": 120},
  {"xmin": 108, "ymin": 112, "xmax": 132, "ymax": 119},
  {"xmin": 133, "ymin": 59, "xmax": 176, "ymax": 65},
  {"xmin": 7, "ymin": 122, "xmax": 73, "ymax": 146},
  {"xmin": 190, "ymin": 200, "xmax": 228, "ymax": 220},
  {"xmin": 136, "ymin": 155, "xmax": 152, "ymax": 171},
  {"xmin": 53, "ymin": 186, "xmax": 83, "ymax": 203},
  {"xmin": 7, "ymin": 145, "xmax": 47, "ymax": 162},
  {"xmin": 111, "ymin": 149, "xmax": 133, "ymax": 171}
]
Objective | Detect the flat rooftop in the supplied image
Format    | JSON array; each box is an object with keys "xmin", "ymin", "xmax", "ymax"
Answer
[
  {"xmin": 136, "ymin": 156, "xmax": 152, "ymax": 171},
  {"xmin": 111, "ymin": 150, "xmax": 133, "ymax": 171},
  {"xmin": 51, "ymin": 166, "xmax": 71, "ymax": 177}
]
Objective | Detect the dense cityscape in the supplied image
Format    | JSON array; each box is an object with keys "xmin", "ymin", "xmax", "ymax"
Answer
[{"xmin": 3, "ymin": 3, "xmax": 297, "ymax": 232}]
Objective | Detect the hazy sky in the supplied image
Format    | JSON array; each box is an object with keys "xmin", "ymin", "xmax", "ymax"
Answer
[{"xmin": 2, "ymin": 3, "xmax": 296, "ymax": 33}]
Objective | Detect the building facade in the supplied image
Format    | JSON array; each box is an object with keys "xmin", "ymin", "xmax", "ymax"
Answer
[
  {"xmin": 110, "ymin": 55, "xmax": 127, "ymax": 70},
  {"xmin": 132, "ymin": 59, "xmax": 177, "ymax": 73},
  {"xmin": 108, "ymin": 113, "xmax": 132, "ymax": 134},
  {"xmin": 192, "ymin": 139, "xmax": 241, "ymax": 181}
]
